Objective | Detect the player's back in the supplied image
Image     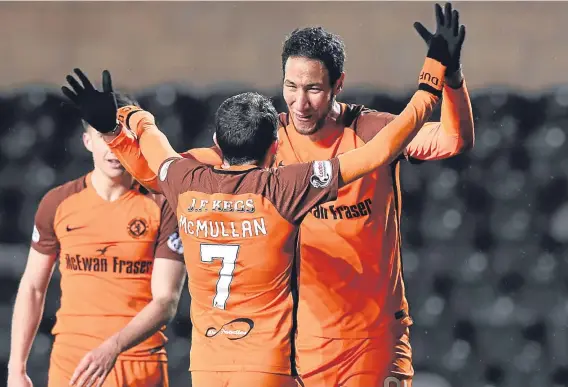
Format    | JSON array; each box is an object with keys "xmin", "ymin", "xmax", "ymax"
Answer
[
  {"xmin": 157, "ymin": 157, "xmax": 340, "ymax": 374},
  {"xmin": 32, "ymin": 173, "xmax": 181, "ymax": 360}
]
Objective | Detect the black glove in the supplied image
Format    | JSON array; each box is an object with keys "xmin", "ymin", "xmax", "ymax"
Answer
[
  {"xmin": 414, "ymin": 2, "xmax": 466, "ymax": 76},
  {"xmin": 62, "ymin": 68, "xmax": 119, "ymax": 133}
]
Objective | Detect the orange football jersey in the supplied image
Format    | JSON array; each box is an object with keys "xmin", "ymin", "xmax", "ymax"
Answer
[
  {"xmin": 104, "ymin": 85, "xmax": 472, "ymax": 343},
  {"xmin": 32, "ymin": 173, "xmax": 182, "ymax": 360},
  {"xmin": 156, "ymin": 157, "xmax": 340, "ymax": 374},
  {"xmin": 276, "ymin": 99, "xmax": 470, "ymax": 338}
]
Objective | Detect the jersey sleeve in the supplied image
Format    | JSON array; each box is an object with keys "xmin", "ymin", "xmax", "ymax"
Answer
[
  {"xmin": 271, "ymin": 158, "xmax": 341, "ymax": 224},
  {"xmin": 182, "ymin": 146, "xmax": 223, "ymax": 166},
  {"xmin": 106, "ymin": 128, "xmax": 161, "ymax": 192},
  {"xmin": 157, "ymin": 157, "xmax": 202, "ymax": 214},
  {"xmin": 30, "ymin": 189, "xmax": 61, "ymax": 255},
  {"xmin": 355, "ymin": 82, "xmax": 474, "ymax": 162},
  {"xmin": 404, "ymin": 81, "xmax": 474, "ymax": 160},
  {"xmin": 107, "ymin": 127, "xmax": 223, "ymax": 193},
  {"xmin": 153, "ymin": 195, "xmax": 184, "ymax": 261}
]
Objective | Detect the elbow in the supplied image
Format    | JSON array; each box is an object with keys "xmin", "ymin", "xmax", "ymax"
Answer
[
  {"xmin": 458, "ymin": 121, "xmax": 475, "ymax": 154},
  {"xmin": 457, "ymin": 135, "xmax": 475, "ymax": 154},
  {"xmin": 157, "ymin": 296, "xmax": 179, "ymax": 323},
  {"xmin": 164, "ymin": 300, "xmax": 178, "ymax": 324}
]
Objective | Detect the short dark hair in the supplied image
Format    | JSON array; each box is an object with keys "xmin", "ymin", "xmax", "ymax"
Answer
[
  {"xmin": 82, "ymin": 92, "xmax": 140, "ymax": 131},
  {"xmin": 215, "ymin": 92, "xmax": 278, "ymax": 165},
  {"xmin": 281, "ymin": 27, "xmax": 346, "ymax": 86}
]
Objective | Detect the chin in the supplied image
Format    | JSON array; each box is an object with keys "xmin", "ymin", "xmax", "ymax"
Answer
[
  {"xmin": 104, "ymin": 168, "xmax": 127, "ymax": 178},
  {"xmin": 295, "ymin": 123, "xmax": 320, "ymax": 136}
]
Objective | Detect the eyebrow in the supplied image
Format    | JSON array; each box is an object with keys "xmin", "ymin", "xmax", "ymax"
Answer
[{"xmin": 284, "ymin": 80, "xmax": 323, "ymax": 88}]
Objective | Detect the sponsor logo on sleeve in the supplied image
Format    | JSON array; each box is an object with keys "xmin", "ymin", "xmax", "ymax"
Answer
[
  {"xmin": 159, "ymin": 159, "xmax": 175, "ymax": 182},
  {"xmin": 310, "ymin": 160, "xmax": 332, "ymax": 188},
  {"xmin": 31, "ymin": 225, "xmax": 40, "ymax": 243},
  {"xmin": 166, "ymin": 231, "xmax": 184, "ymax": 254}
]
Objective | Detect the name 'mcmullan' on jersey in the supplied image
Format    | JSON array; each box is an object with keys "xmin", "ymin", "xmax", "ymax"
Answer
[{"xmin": 156, "ymin": 156, "xmax": 340, "ymax": 374}]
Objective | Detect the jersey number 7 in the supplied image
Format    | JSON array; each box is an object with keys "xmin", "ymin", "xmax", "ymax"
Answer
[{"xmin": 200, "ymin": 244, "xmax": 240, "ymax": 310}]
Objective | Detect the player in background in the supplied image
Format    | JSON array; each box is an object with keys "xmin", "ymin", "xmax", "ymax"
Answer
[
  {"xmin": 7, "ymin": 94, "xmax": 186, "ymax": 387},
  {"xmin": 76, "ymin": 3, "xmax": 473, "ymax": 386},
  {"xmin": 59, "ymin": 30, "xmax": 450, "ymax": 386}
]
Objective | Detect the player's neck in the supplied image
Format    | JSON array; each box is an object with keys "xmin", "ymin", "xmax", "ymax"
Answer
[
  {"xmin": 220, "ymin": 161, "xmax": 261, "ymax": 170},
  {"xmin": 90, "ymin": 168, "xmax": 134, "ymax": 202},
  {"xmin": 221, "ymin": 154, "xmax": 272, "ymax": 170}
]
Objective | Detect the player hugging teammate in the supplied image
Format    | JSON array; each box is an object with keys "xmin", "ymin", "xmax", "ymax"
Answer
[{"xmin": 8, "ymin": 3, "xmax": 473, "ymax": 387}]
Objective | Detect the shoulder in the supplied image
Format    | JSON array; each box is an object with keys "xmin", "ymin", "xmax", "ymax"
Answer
[
  {"xmin": 183, "ymin": 146, "xmax": 223, "ymax": 166},
  {"xmin": 134, "ymin": 184, "xmax": 171, "ymax": 212},
  {"xmin": 39, "ymin": 174, "xmax": 88, "ymax": 210},
  {"xmin": 161, "ymin": 156, "xmax": 207, "ymax": 176},
  {"xmin": 341, "ymin": 103, "xmax": 396, "ymax": 143}
]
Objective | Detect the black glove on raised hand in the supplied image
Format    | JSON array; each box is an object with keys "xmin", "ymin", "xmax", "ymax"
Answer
[
  {"xmin": 414, "ymin": 2, "xmax": 466, "ymax": 76},
  {"xmin": 62, "ymin": 68, "xmax": 119, "ymax": 133}
]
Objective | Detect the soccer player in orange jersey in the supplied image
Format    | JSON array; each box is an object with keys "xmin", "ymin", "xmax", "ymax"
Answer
[
  {"xmin": 60, "ymin": 30, "xmax": 450, "ymax": 386},
  {"xmin": 7, "ymin": 95, "xmax": 186, "ymax": 387},
  {"xmin": 273, "ymin": 5, "xmax": 473, "ymax": 387},
  {"xmin": 77, "ymin": 4, "xmax": 472, "ymax": 386}
]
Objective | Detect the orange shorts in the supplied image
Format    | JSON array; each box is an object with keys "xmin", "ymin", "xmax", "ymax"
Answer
[
  {"xmin": 48, "ymin": 343, "xmax": 168, "ymax": 387},
  {"xmin": 296, "ymin": 325, "xmax": 413, "ymax": 387},
  {"xmin": 191, "ymin": 371, "xmax": 300, "ymax": 387}
]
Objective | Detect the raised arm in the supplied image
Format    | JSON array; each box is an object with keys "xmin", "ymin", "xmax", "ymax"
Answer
[
  {"xmin": 113, "ymin": 106, "xmax": 181, "ymax": 174},
  {"xmin": 404, "ymin": 74, "xmax": 474, "ymax": 160},
  {"xmin": 338, "ymin": 55, "xmax": 445, "ymax": 185},
  {"xmin": 405, "ymin": 2, "xmax": 474, "ymax": 160},
  {"xmin": 102, "ymin": 128, "xmax": 163, "ymax": 191},
  {"xmin": 106, "ymin": 106, "xmax": 222, "ymax": 177},
  {"xmin": 61, "ymin": 69, "xmax": 183, "ymax": 176},
  {"xmin": 101, "ymin": 127, "xmax": 223, "ymax": 193}
]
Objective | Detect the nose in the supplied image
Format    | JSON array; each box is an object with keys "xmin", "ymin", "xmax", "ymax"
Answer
[{"xmin": 294, "ymin": 90, "xmax": 310, "ymax": 111}]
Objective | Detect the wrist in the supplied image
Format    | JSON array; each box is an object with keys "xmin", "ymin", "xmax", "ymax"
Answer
[
  {"xmin": 117, "ymin": 106, "xmax": 154, "ymax": 140},
  {"xmin": 8, "ymin": 361, "xmax": 26, "ymax": 374},
  {"xmin": 101, "ymin": 122, "xmax": 122, "ymax": 142},
  {"xmin": 445, "ymin": 67, "xmax": 464, "ymax": 89},
  {"xmin": 117, "ymin": 106, "xmax": 144, "ymax": 131},
  {"xmin": 418, "ymin": 57, "xmax": 446, "ymax": 97},
  {"xmin": 106, "ymin": 333, "xmax": 125, "ymax": 354}
]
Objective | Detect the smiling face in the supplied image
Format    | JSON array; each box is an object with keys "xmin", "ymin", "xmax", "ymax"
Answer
[{"xmin": 283, "ymin": 56, "xmax": 344, "ymax": 136}]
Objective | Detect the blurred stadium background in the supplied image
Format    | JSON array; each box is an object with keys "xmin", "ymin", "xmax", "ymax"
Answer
[{"xmin": 1, "ymin": 2, "xmax": 568, "ymax": 387}]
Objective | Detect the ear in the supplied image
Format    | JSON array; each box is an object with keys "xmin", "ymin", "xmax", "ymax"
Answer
[
  {"xmin": 82, "ymin": 130, "xmax": 93, "ymax": 153},
  {"xmin": 262, "ymin": 139, "xmax": 280, "ymax": 169},
  {"xmin": 271, "ymin": 138, "xmax": 279, "ymax": 155},
  {"xmin": 334, "ymin": 72, "xmax": 345, "ymax": 95}
]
